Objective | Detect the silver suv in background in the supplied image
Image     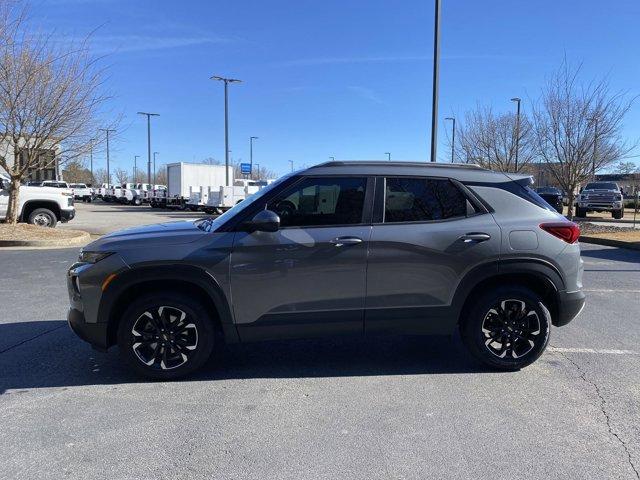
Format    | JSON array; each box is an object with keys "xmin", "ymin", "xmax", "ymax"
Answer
[
  {"xmin": 576, "ymin": 182, "xmax": 624, "ymax": 218},
  {"xmin": 67, "ymin": 161, "xmax": 585, "ymax": 379}
]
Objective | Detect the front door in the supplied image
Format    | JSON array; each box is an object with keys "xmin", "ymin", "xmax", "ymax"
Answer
[
  {"xmin": 230, "ymin": 176, "xmax": 373, "ymax": 341},
  {"xmin": 365, "ymin": 176, "xmax": 501, "ymax": 335}
]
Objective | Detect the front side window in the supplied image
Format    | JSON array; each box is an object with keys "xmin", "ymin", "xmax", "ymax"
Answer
[
  {"xmin": 384, "ymin": 177, "xmax": 469, "ymax": 223},
  {"xmin": 269, "ymin": 177, "xmax": 367, "ymax": 228}
]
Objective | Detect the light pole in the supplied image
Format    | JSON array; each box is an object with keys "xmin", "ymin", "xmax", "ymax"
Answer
[
  {"xmin": 511, "ymin": 97, "xmax": 521, "ymax": 172},
  {"xmin": 445, "ymin": 117, "xmax": 455, "ymax": 163},
  {"xmin": 588, "ymin": 116, "xmax": 599, "ymax": 180},
  {"xmin": 153, "ymin": 152, "xmax": 159, "ymax": 183},
  {"xmin": 430, "ymin": 0, "xmax": 441, "ymax": 162},
  {"xmin": 89, "ymin": 139, "xmax": 94, "ymax": 182},
  {"xmin": 134, "ymin": 155, "xmax": 140, "ymax": 181},
  {"xmin": 98, "ymin": 128, "xmax": 115, "ymax": 185},
  {"xmin": 249, "ymin": 136, "xmax": 258, "ymax": 175},
  {"xmin": 211, "ymin": 75, "xmax": 242, "ymax": 186},
  {"xmin": 385, "ymin": 152, "xmax": 391, "ymax": 161},
  {"xmin": 329, "ymin": 156, "xmax": 335, "ymax": 161},
  {"xmin": 137, "ymin": 112, "xmax": 159, "ymax": 184},
  {"xmin": 288, "ymin": 160, "xmax": 294, "ymax": 172}
]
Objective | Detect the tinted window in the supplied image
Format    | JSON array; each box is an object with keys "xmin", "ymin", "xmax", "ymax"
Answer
[
  {"xmin": 384, "ymin": 177, "xmax": 468, "ymax": 222},
  {"xmin": 584, "ymin": 182, "xmax": 618, "ymax": 191},
  {"xmin": 269, "ymin": 177, "xmax": 367, "ymax": 227},
  {"xmin": 537, "ymin": 187, "xmax": 560, "ymax": 195}
]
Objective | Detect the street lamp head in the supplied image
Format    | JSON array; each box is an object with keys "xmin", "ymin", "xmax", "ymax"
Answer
[
  {"xmin": 510, "ymin": 97, "xmax": 521, "ymax": 103},
  {"xmin": 210, "ymin": 76, "xmax": 242, "ymax": 84},
  {"xmin": 445, "ymin": 117, "xmax": 455, "ymax": 121},
  {"xmin": 250, "ymin": 136, "xmax": 259, "ymax": 140}
]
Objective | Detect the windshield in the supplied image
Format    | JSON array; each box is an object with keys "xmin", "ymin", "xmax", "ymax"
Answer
[
  {"xmin": 584, "ymin": 182, "xmax": 618, "ymax": 191},
  {"xmin": 196, "ymin": 173, "xmax": 293, "ymax": 232}
]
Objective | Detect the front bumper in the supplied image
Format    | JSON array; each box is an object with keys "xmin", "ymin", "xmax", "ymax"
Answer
[
  {"xmin": 60, "ymin": 208, "xmax": 75, "ymax": 222},
  {"xmin": 554, "ymin": 290, "xmax": 586, "ymax": 327},
  {"xmin": 68, "ymin": 307, "xmax": 108, "ymax": 350}
]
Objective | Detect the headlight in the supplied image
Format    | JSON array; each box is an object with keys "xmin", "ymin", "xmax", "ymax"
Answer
[{"xmin": 79, "ymin": 251, "xmax": 113, "ymax": 263}]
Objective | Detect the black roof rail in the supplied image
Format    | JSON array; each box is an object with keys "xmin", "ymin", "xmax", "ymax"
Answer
[{"xmin": 311, "ymin": 160, "xmax": 486, "ymax": 170}]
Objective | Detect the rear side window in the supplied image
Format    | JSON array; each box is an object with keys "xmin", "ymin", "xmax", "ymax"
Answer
[
  {"xmin": 384, "ymin": 177, "xmax": 469, "ymax": 223},
  {"xmin": 269, "ymin": 176, "xmax": 368, "ymax": 227}
]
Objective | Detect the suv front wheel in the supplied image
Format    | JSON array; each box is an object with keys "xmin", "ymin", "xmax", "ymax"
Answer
[
  {"xmin": 460, "ymin": 286, "xmax": 551, "ymax": 371},
  {"xmin": 117, "ymin": 292, "xmax": 216, "ymax": 379}
]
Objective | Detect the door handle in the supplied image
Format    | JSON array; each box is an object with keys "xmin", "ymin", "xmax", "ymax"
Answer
[
  {"xmin": 330, "ymin": 236, "xmax": 363, "ymax": 247},
  {"xmin": 459, "ymin": 232, "xmax": 491, "ymax": 243}
]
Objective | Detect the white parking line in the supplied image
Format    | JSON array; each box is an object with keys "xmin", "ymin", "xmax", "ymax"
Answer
[
  {"xmin": 583, "ymin": 289, "xmax": 640, "ymax": 293},
  {"xmin": 549, "ymin": 347, "xmax": 639, "ymax": 355}
]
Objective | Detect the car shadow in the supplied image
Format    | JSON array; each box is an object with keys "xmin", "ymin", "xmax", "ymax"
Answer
[{"xmin": 0, "ymin": 320, "xmax": 488, "ymax": 394}]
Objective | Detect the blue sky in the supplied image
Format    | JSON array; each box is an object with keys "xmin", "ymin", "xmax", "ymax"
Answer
[{"xmin": 35, "ymin": 0, "xmax": 640, "ymax": 177}]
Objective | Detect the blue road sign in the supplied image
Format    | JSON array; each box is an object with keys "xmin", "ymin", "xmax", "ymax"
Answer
[{"xmin": 240, "ymin": 163, "xmax": 252, "ymax": 175}]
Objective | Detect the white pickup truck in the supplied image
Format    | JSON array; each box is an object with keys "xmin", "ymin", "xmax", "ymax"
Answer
[
  {"xmin": 0, "ymin": 175, "xmax": 76, "ymax": 227},
  {"xmin": 69, "ymin": 183, "xmax": 94, "ymax": 202}
]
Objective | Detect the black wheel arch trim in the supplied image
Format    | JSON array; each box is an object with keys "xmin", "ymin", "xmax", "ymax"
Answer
[
  {"xmin": 99, "ymin": 264, "xmax": 239, "ymax": 347},
  {"xmin": 451, "ymin": 258, "xmax": 565, "ymax": 321}
]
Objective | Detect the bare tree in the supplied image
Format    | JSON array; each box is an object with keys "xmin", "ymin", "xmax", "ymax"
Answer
[
  {"xmin": 93, "ymin": 167, "xmax": 109, "ymax": 185},
  {"xmin": 113, "ymin": 167, "xmax": 128, "ymax": 184},
  {"xmin": 155, "ymin": 164, "xmax": 167, "ymax": 185},
  {"xmin": 62, "ymin": 158, "xmax": 92, "ymax": 183},
  {"xmin": 455, "ymin": 105, "xmax": 535, "ymax": 172},
  {"xmin": 614, "ymin": 161, "xmax": 638, "ymax": 175},
  {"xmin": 532, "ymin": 60, "xmax": 636, "ymax": 218},
  {"xmin": 0, "ymin": 1, "xmax": 114, "ymax": 223}
]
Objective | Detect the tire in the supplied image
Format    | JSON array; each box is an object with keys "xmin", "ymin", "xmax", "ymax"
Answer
[
  {"xmin": 460, "ymin": 286, "xmax": 551, "ymax": 371},
  {"xmin": 117, "ymin": 292, "xmax": 216, "ymax": 380},
  {"xmin": 133, "ymin": 197, "xmax": 142, "ymax": 206},
  {"xmin": 575, "ymin": 207, "xmax": 587, "ymax": 218},
  {"xmin": 612, "ymin": 209, "xmax": 623, "ymax": 219},
  {"xmin": 27, "ymin": 208, "xmax": 58, "ymax": 228}
]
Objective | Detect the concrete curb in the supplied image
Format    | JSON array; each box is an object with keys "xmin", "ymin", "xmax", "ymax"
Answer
[
  {"xmin": 0, "ymin": 231, "xmax": 91, "ymax": 248},
  {"xmin": 580, "ymin": 235, "xmax": 640, "ymax": 251}
]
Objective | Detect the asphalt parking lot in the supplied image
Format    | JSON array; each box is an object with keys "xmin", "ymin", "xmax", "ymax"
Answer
[
  {"xmin": 1, "ymin": 242, "xmax": 639, "ymax": 479},
  {"xmin": 59, "ymin": 201, "xmax": 202, "ymax": 235}
]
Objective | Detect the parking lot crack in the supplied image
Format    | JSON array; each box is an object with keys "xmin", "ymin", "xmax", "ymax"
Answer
[
  {"xmin": 555, "ymin": 348, "xmax": 639, "ymax": 479},
  {"xmin": 0, "ymin": 324, "xmax": 66, "ymax": 355}
]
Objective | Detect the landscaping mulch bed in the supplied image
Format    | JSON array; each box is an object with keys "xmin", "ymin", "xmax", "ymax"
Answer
[{"xmin": 0, "ymin": 223, "xmax": 90, "ymax": 247}]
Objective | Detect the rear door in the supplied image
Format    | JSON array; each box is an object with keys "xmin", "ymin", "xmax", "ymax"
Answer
[
  {"xmin": 230, "ymin": 176, "xmax": 373, "ymax": 341},
  {"xmin": 365, "ymin": 176, "xmax": 501, "ymax": 335}
]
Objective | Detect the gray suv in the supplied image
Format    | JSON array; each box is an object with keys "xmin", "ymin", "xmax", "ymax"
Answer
[{"xmin": 67, "ymin": 161, "xmax": 585, "ymax": 379}]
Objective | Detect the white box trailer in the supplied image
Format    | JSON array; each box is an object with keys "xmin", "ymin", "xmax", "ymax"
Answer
[{"xmin": 162, "ymin": 163, "xmax": 233, "ymax": 209}]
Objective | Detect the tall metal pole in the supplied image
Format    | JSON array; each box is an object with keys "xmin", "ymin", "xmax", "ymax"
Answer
[
  {"xmin": 592, "ymin": 118, "xmax": 598, "ymax": 180},
  {"xmin": 89, "ymin": 140, "xmax": 94, "ymax": 182},
  {"xmin": 153, "ymin": 152, "xmax": 159, "ymax": 183},
  {"xmin": 137, "ymin": 112, "xmax": 159, "ymax": 184},
  {"xmin": 511, "ymin": 97, "xmax": 521, "ymax": 172},
  {"xmin": 288, "ymin": 160, "xmax": 294, "ymax": 172},
  {"xmin": 134, "ymin": 155, "xmax": 139, "ymax": 181},
  {"xmin": 385, "ymin": 152, "xmax": 391, "ymax": 161},
  {"xmin": 329, "ymin": 156, "xmax": 335, "ymax": 161},
  {"xmin": 445, "ymin": 117, "xmax": 455, "ymax": 163},
  {"xmin": 98, "ymin": 128, "xmax": 115, "ymax": 185},
  {"xmin": 211, "ymin": 76, "xmax": 242, "ymax": 187},
  {"xmin": 430, "ymin": 0, "xmax": 441, "ymax": 162},
  {"xmin": 250, "ymin": 136, "xmax": 258, "ymax": 176}
]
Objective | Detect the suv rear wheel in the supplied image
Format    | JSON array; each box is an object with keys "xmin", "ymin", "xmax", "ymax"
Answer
[
  {"xmin": 460, "ymin": 286, "xmax": 551, "ymax": 371},
  {"xmin": 117, "ymin": 292, "xmax": 216, "ymax": 379},
  {"xmin": 612, "ymin": 209, "xmax": 624, "ymax": 219}
]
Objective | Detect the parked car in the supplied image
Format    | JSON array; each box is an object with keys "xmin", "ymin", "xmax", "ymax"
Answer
[
  {"xmin": 67, "ymin": 161, "xmax": 585, "ymax": 379},
  {"xmin": 575, "ymin": 182, "xmax": 624, "ymax": 218},
  {"xmin": 69, "ymin": 183, "xmax": 94, "ymax": 202},
  {"xmin": 0, "ymin": 174, "xmax": 75, "ymax": 227},
  {"xmin": 535, "ymin": 186, "xmax": 564, "ymax": 213}
]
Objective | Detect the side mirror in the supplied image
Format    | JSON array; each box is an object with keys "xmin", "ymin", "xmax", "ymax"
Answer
[{"xmin": 247, "ymin": 209, "xmax": 280, "ymax": 233}]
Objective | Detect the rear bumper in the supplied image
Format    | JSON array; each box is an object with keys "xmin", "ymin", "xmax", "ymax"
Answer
[{"xmin": 554, "ymin": 290, "xmax": 586, "ymax": 327}]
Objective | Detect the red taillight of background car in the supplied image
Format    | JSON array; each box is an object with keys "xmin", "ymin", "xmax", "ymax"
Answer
[{"xmin": 540, "ymin": 222, "xmax": 580, "ymax": 244}]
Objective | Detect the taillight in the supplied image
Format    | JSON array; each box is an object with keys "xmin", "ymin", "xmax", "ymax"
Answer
[{"xmin": 540, "ymin": 222, "xmax": 580, "ymax": 244}]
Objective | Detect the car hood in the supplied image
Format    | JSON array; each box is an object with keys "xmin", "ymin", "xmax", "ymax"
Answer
[{"xmin": 85, "ymin": 221, "xmax": 206, "ymax": 251}]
